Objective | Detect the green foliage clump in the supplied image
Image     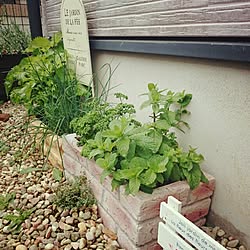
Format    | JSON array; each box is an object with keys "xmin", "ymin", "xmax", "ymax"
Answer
[
  {"xmin": 0, "ymin": 23, "xmax": 30, "ymax": 55},
  {"xmin": 0, "ymin": 139, "xmax": 10, "ymax": 156},
  {"xmin": 53, "ymin": 176, "xmax": 96, "ymax": 209},
  {"xmin": 5, "ymin": 33, "xmax": 92, "ymax": 135},
  {"xmin": 83, "ymin": 84, "xmax": 208, "ymax": 194},
  {"xmin": 3, "ymin": 208, "xmax": 34, "ymax": 234},
  {"xmin": 0, "ymin": 192, "xmax": 16, "ymax": 210},
  {"xmin": 70, "ymin": 93, "xmax": 139, "ymax": 145}
]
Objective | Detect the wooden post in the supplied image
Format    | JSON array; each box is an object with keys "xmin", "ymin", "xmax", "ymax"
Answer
[{"xmin": 27, "ymin": 0, "xmax": 43, "ymax": 38}]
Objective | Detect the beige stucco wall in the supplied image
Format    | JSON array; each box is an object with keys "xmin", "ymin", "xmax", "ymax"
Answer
[{"xmin": 91, "ymin": 51, "xmax": 250, "ymax": 245}]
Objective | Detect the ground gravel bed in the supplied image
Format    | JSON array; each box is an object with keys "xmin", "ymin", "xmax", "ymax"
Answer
[{"xmin": 0, "ymin": 102, "xmax": 123, "ymax": 250}]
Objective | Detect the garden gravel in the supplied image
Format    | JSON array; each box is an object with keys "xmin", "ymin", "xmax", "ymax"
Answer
[{"xmin": 0, "ymin": 102, "xmax": 123, "ymax": 250}]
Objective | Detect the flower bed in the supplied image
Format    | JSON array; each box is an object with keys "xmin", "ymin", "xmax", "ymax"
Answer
[{"xmin": 63, "ymin": 133, "xmax": 215, "ymax": 250}]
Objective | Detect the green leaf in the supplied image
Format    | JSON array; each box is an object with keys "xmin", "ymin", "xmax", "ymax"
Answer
[
  {"xmin": 114, "ymin": 167, "xmax": 143, "ymax": 180},
  {"xmin": 169, "ymin": 164, "xmax": 182, "ymax": 182},
  {"xmin": 51, "ymin": 32, "xmax": 62, "ymax": 46},
  {"xmin": 100, "ymin": 169, "xmax": 111, "ymax": 183},
  {"xmin": 129, "ymin": 177, "xmax": 141, "ymax": 195},
  {"xmin": 140, "ymin": 99, "xmax": 151, "ymax": 110},
  {"xmin": 167, "ymin": 111, "xmax": 176, "ymax": 124},
  {"xmin": 130, "ymin": 157, "xmax": 147, "ymax": 169},
  {"xmin": 148, "ymin": 155, "xmax": 167, "ymax": 173},
  {"xmin": 140, "ymin": 185, "xmax": 153, "ymax": 194},
  {"xmin": 156, "ymin": 173, "xmax": 164, "ymax": 184},
  {"xmin": 0, "ymin": 193, "xmax": 16, "ymax": 210},
  {"xmin": 19, "ymin": 167, "xmax": 42, "ymax": 174},
  {"xmin": 95, "ymin": 132, "xmax": 103, "ymax": 148},
  {"xmin": 141, "ymin": 169, "xmax": 157, "ymax": 185},
  {"xmin": 96, "ymin": 158, "xmax": 108, "ymax": 169},
  {"xmin": 26, "ymin": 37, "xmax": 50, "ymax": 52},
  {"xmin": 148, "ymin": 83, "xmax": 156, "ymax": 91},
  {"xmin": 111, "ymin": 179, "xmax": 121, "ymax": 191},
  {"xmin": 130, "ymin": 129, "xmax": 162, "ymax": 153},
  {"xmin": 163, "ymin": 161, "xmax": 174, "ymax": 181},
  {"xmin": 152, "ymin": 103, "xmax": 160, "ymax": 114},
  {"xmin": 89, "ymin": 149, "xmax": 104, "ymax": 159},
  {"xmin": 126, "ymin": 140, "xmax": 136, "ymax": 161},
  {"xmin": 201, "ymin": 171, "xmax": 209, "ymax": 184},
  {"xmin": 96, "ymin": 153, "xmax": 118, "ymax": 170},
  {"xmin": 155, "ymin": 119, "xmax": 171, "ymax": 130},
  {"xmin": 135, "ymin": 145, "xmax": 153, "ymax": 159},
  {"xmin": 104, "ymin": 138, "xmax": 113, "ymax": 152},
  {"xmin": 178, "ymin": 94, "xmax": 192, "ymax": 107},
  {"xmin": 116, "ymin": 137, "xmax": 130, "ymax": 157},
  {"xmin": 53, "ymin": 168, "xmax": 63, "ymax": 182},
  {"xmin": 183, "ymin": 164, "xmax": 202, "ymax": 190}
]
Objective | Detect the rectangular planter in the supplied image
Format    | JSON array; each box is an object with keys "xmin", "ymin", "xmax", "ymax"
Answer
[{"xmin": 62, "ymin": 133, "xmax": 215, "ymax": 250}]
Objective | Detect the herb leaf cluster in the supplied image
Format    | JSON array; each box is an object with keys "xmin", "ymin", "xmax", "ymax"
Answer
[
  {"xmin": 70, "ymin": 93, "xmax": 139, "ymax": 146},
  {"xmin": 83, "ymin": 84, "xmax": 208, "ymax": 194},
  {"xmin": 5, "ymin": 33, "xmax": 92, "ymax": 135}
]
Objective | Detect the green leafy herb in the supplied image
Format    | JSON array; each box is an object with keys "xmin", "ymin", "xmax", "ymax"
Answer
[
  {"xmin": 0, "ymin": 193, "xmax": 16, "ymax": 210},
  {"xmin": 3, "ymin": 208, "xmax": 34, "ymax": 234},
  {"xmin": 84, "ymin": 84, "xmax": 207, "ymax": 194}
]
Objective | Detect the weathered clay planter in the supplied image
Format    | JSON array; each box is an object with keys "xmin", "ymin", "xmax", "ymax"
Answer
[
  {"xmin": 30, "ymin": 120, "xmax": 63, "ymax": 170},
  {"xmin": 62, "ymin": 133, "xmax": 215, "ymax": 250}
]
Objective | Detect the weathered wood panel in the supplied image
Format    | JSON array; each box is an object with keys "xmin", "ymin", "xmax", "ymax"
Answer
[{"xmin": 42, "ymin": 0, "xmax": 250, "ymax": 37}]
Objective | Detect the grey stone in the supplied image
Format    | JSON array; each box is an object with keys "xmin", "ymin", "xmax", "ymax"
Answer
[
  {"xmin": 79, "ymin": 238, "xmax": 87, "ymax": 249},
  {"xmin": 61, "ymin": 239, "xmax": 71, "ymax": 246},
  {"xmin": 29, "ymin": 245, "xmax": 38, "ymax": 250},
  {"xmin": 44, "ymin": 243, "xmax": 54, "ymax": 250},
  {"xmin": 71, "ymin": 232, "xmax": 80, "ymax": 242},
  {"xmin": 86, "ymin": 231, "xmax": 95, "ymax": 241},
  {"xmin": 227, "ymin": 239, "xmax": 239, "ymax": 248}
]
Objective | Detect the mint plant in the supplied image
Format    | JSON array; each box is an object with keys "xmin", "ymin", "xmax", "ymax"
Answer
[
  {"xmin": 71, "ymin": 93, "xmax": 139, "ymax": 145},
  {"xmin": 83, "ymin": 84, "xmax": 208, "ymax": 195}
]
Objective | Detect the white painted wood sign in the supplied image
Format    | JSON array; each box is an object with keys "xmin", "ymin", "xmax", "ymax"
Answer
[
  {"xmin": 158, "ymin": 196, "xmax": 227, "ymax": 250},
  {"xmin": 60, "ymin": 0, "xmax": 93, "ymax": 87}
]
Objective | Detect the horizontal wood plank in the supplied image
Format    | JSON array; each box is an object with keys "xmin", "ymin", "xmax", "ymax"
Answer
[
  {"xmin": 43, "ymin": 0, "xmax": 250, "ymax": 37},
  {"xmin": 89, "ymin": 23, "xmax": 250, "ymax": 37},
  {"xmin": 86, "ymin": 4, "xmax": 250, "ymax": 28}
]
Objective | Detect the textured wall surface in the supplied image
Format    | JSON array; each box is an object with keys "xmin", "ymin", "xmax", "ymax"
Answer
[
  {"xmin": 91, "ymin": 51, "xmax": 250, "ymax": 246},
  {"xmin": 41, "ymin": 0, "xmax": 250, "ymax": 37}
]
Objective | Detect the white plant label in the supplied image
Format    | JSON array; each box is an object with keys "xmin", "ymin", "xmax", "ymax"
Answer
[
  {"xmin": 61, "ymin": 0, "xmax": 92, "ymax": 87},
  {"xmin": 158, "ymin": 196, "xmax": 227, "ymax": 250}
]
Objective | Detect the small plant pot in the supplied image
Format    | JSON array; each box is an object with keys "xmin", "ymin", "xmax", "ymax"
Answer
[
  {"xmin": 62, "ymin": 133, "xmax": 216, "ymax": 250},
  {"xmin": 0, "ymin": 54, "xmax": 24, "ymax": 101}
]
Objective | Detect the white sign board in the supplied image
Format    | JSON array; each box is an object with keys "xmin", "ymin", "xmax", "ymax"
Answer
[
  {"xmin": 61, "ymin": 0, "xmax": 93, "ymax": 87},
  {"xmin": 158, "ymin": 196, "xmax": 227, "ymax": 250}
]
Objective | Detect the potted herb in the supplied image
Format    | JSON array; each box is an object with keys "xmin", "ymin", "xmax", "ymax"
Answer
[
  {"xmin": 82, "ymin": 83, "xmax": 208, "ymax": 194},
  {"xmin": 63, "ymin": 84, "xmax": 215, "ymax": 249},
  {"xmin": 0, "ymin": 23, "xmax": 30, "ymax": 101}
]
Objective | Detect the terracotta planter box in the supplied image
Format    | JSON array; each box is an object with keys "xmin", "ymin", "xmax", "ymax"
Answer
[{"xmin": 62, "ymin": 133, "xmax": 215, "ymax": 250}]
